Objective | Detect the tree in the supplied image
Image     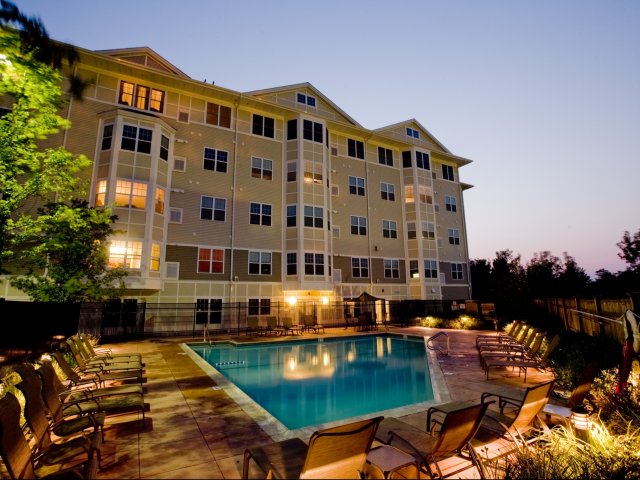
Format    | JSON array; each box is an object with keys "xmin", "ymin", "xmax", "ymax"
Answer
[
  {"xmin": 469, "ymin": 258, "xmax": 491, "ymax": 300},
  {"xmin": 0, "ymin": 1, "xmax": 125, "ymax": 300},
  {"xmin": 557, "ymin": 253, "xmax": 591, "ymax": 297},
  {"xmin": 525, "ymin": 251, "xmax": 562, "ymax": 298},
  {"xmin": 617, "ymin": 229, "xmax": 640, "ymax": 273},
  {"xmin": 490, "ymin": 249, "xmax": 527, "ymax": 316},
  {"xmin": 10, "ymin": 200, "xmax": 126, "ymax": 302}
]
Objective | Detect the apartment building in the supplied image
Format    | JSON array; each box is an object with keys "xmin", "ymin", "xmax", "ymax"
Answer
[{"xmin": 1, "ymin": 45, "xmax": 474, "ymax": 314}]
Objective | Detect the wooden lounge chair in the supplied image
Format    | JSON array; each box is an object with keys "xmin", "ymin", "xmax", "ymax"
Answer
[
  {"xmin": 479, "ymin": 379, "xmax": 554, "ymax": 448},
  {"xmin": 374, "ymin": 401, "xmax": 490, "ymax": 478},
  {"xmin": 483, "ymin": 335, "xmax": 560, "ymax": 381},
  {"xmin": 242, "ymin": 416, "xmax": 383, "ymax": 479},
  {"xmin": 0, "ymin": 392, "xmax": 98, "ymax": 479}
]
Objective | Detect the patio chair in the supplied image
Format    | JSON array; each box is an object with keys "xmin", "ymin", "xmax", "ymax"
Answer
[
  {"xmin": 302, "ymin": 314, "xmax": 325, "ymax": 334},
  {"xmin": 543, "ymin": 362, "xmax": 599, "ymax": 424},
  {"xmin": 475, "ymin": 320, "xmax": 522, "ymax": 346},
  {"xmin": 15, "ymin": 374, "xmax": 104, "ymax": 469},
  {"xmin": 51, "ymin": 350, "xmax": 144, "ymax": 388},
  {"xmin": 245, "ymin": 316, "xmax": 260, "ymax": 336},
  {"xmin": 281, "ymin": 316, "xmax": 303, "ymax": 335},
  {"xmin": 0, "ymin": 392, "xmax": 98, "ymax": 479},
  {"xmin": 374, "ymin": 401, "xmax": 490, "ymax": 479},
  {"xmin": 479, "ymin": 331, "xmax": 545, "ymax": 369},
  {"xmin": 483, "ymin": 335, "xmax": 560, "ymax": 381},
  {"xmin": 66, "ymin": 337, "xmax": 143, "ymax": 370},
  {"xmin": 264, "ymin": 315, "xmax": 285, "ymax": 336},
  {"xmin": 242, "ymin": 416, "xmax": 383, "ymax": 479},
  {"xmin": 76, "ymin": 333, "xmax": 142, "ymax": 363},
  {"xmin": 478, "ymin": 379, "xmax": 554, "ymax": 448},
  {"xmin": 63, "ymin": 342, "xmax": 145, "ymax": 384}
]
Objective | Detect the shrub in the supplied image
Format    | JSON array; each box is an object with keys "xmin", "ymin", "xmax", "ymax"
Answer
[{"xmin": 417, "ymin": 314, "xmax": 489, "ymax": 330}]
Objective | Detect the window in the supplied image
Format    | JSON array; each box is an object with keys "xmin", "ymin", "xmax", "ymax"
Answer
[
  {"xmin": 416, "ymin": 151, "xmax": 430, "ymax": 170},
  {"xmin": 173, "ymin": 157, "xmax": 186, "ymax": 172},
  {"xmin": 409, "ymin": 260, "xmax": 419, "ymax": 278},
  {"xmin": 406, "ymin": 127, "xmax": 420, "ymax": 139},
  {"xmin": 304, "ymin": 205, "xmax": 323, "ymax": 228},
  {"xmin": 348, "ymin": 176, "xmax": 365, "ymax": 196},
  {"xmin": 384, "ymin": 259, "xmax": 400, "ymax": 278},
  {"xmin": 121, "ymin": 125, "xmax": 152, "ymax": 154},
  {"xmin": 402, "ymin": 151, "xmax": 412, "ymax": 168},
  {"xmin": 380, "ymin": 182, "xmax": 395, "ymax": 201},
  {"xmin": 165, "ymin": 261, "xmax": 179, "ymax": 279},
  {"xmin": 250, "ymin": 202, "xmax": 272, "ymax": 226},
  {"xmin": 382, "ymin": 220, "xmax": 397, "ymax": 239},
  {"xmin": 248, "ymin": 298, "xmax": 271, "ymax": 315},
  {"xmin": 404, "ymin": 185, "xmax": 414, "ymax": 203},
  {"xmin": 251, "ymin": 157, "xmax": 273, "ymax": 180},
  {"xmin": 249, "ymin": 251, "xmax": 272, "ymax": 275},
  {"xmin": 445, "ymin": 195, "xmax": 457, "ymax": 212},
  {"xmin": 196, "ymin": 298, "xmax": 222, "ymax": 324},
  {"xmin": 448, "ymin": 228, "xmax": 460, "ymax": 245},
  {"xmin": 286, "ymin": 252, "xmax": 297, "ymax": 275},
  {"xmin": 108, "ymin": 240, "xmax": 142, "ymax": 269},
  {"xmin": 206, "ymin": 102, "xmax": 231, "ymax": 128},
  {"xmin": 350, "ymin": 216, "xmax": 367, "ymax": 236},
  {"xmin": 423, "ymin": 222, "xmax": 435, "ymax": 239},
  {"xmin": 150, "ymin": 243, "xmax": 161, "ymax": 272},
  {"xmin": 114, "ymin": 179, "xmax": 147, "ymax": 209},
  {"xmin": 203, "ymin": 147, "xmax": 228, "ymax": 173},
  {"xmin": 118, "ymin": 80, "xmax": 164, "ymax": 112},
  {"xmin": 304, "ymin": 253, "xmax": 324, "ymax": 275},
  {"xmin": 425, "ymin": 260, "xmax": 438, "ymax": 279},
  {"xmin": 101, "ymin": 124, "xmax": 113, "ymax": 150},
  {"xmin": 442, "ymin": 164, "xmax": 455, "ymax": 181},
  {"xmin": 378, "ymin": 147, "xmax": 393, "ymax": 166},
  {"xmin": 303, "ymin": 120, "xmax": 323, "ymax": 143},
  {"xmin": 347, "ymin": 138, "xmax": 364, "ymax": 159},
  {"xmin": 287, "ymin": 161, "xmax": 297, "ymax": 182},
  {"xmin": 197, "ymin": 247, "xmax": 224, "ymax": 273},
  {"xmin": 154, "ymin": 187, "xmax": 165, "ymax": 214},
  {"xmin": 351, "ymin": 257, "xmax": 369, "ymax": 278},
  {"xmin": 160, "ymin": 135, "xmax": 169, "ymax": 161},
  {"xmin": 303, "ymin": 160, "xmax": 322, "ymax": 184},
  {"xmin": 452, "ymin": 263, "xmax": 464, "ymax": 280},
  {"xmin": 297, "ymin": 92, "xmax": 316, "ymax": 106},
  {"xmin": 419, "ymin": 186, "xmax": 433, "ymax": 204},
  {"xmin": 287, "ymin": 119, "xmax": 297, "ymax": 140},
  {"xmin": 287, "ymin": 205, "xmax": 297, "ymax": 227},
  {"xmin": 201, "ymin": 196, "xmax": 226, "ymax": 221},
  {"xmin": 407, "ymin": 222, "xmax": 416, "ymax": 240},
  {"xmin": 252, "ymin": 114, "xmax": 275, "ymax": 138},
  {"xmin": 95, "ymin": 180, "xmax": 107, "ymax": 207},
  {"xmin": 169, "ymin": 207, "xmax": 182, "ymax": 223}
]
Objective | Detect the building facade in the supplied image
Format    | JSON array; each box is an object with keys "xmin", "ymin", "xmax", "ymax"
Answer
[{"xmin": 1, "ymin": 45, "xmax": 474, "ymax": 314}]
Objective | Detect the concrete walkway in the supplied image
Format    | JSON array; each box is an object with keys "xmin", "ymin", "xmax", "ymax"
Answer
[{"xmin": 92, "ymin": 327, "xmax": 554, "ymax": 479}]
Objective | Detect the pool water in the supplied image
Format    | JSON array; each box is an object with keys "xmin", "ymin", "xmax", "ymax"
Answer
[{"xmin": 188, "ymin": 334, "xmax": 434, "ymax": 429}]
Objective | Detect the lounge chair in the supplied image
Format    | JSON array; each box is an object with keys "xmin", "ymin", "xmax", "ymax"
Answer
[
  {"xmin": 475, "ymin": 320, "xmax": 522, "ymax": 346},
  {"xmin": 15, "ymin": 374, "xmax": 104, "ymax": 469},
  {"xmin": 264, "ymin": 315, "xmax": 284, "ymax": 336},
  {"xmin": 374, "ymin": 401, "xmax": 490, "ymax": 478},
  {"xmin": 281, "ymin": 316, "xmax": 303, "ymax": 335},
  {"xmin": 242, "ymin": 416, "xmax": 383, "ymax": 479},
  {"xmin": 479, "ymin": 379, "xmax": 554, "ymax": 448},
  {"xmin": 51, "ymin": 350, "xmax": 144, "ymax": 388},
  {"xmin": 76, "ymin": 333, "xmax": 142, "ymax": 362},
  {"xmin": 302, "ymin": 314, "xmax": 325, "ymax": 334},
  {"xmin": 483, "ymin": 335, "xmax": 560, "ymax": 381},
  {"xmin": 543, "ymin": 362, "xmax": 599, "ymax": 424},
  {"xmin": 245, "ymin": 316, "xmax": 260, "ymax": 336},
  {"xmin": 62, "ymin": 343, "xmax": 145, "ymax": 385},
  {"xmin": 479, "ymin": 331, "xmax": 545, "ymax": 369},
  {"xmin": 66, "ymin": 337, "xmax": 143, "ymax": 370},
  {"xmin": 0, "ymin": 392, "xmax": 98, "ymax": 479}
]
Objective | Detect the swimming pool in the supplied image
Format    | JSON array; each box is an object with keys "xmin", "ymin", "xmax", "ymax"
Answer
[{"xmin": 187, "ymin": 334, "xmax": 436, "ymax": 430}]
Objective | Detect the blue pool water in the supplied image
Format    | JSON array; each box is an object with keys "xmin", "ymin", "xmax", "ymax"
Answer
[{"xmin": 188, "ymin": 334, "xmax": 434, "ymax": 429}]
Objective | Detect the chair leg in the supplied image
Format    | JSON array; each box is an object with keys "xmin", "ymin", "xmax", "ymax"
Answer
[{"xmin": 242, "ymin": 449, "xmax": 252, "ymax": 479}]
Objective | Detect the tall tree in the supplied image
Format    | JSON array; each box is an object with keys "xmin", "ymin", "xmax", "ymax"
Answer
[
  {"xmin": 557, "ymin": 252, "xmax": 591, "ymax": 297},
  {"xmin": 470, "ymin": 258, "xmax": 492, "ymax": 300},
  {"xmin": 525, "ymin": 251, "xmax": 562, "ymax": 298},
  {"xmin": 617, "ymin": 229, "xmax": 640, "ymax": 273}
]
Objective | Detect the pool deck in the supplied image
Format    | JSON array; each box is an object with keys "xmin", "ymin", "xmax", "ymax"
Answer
[{"xmin": 92, "ymin": 326, "xmax": 555, "ymax": 479}]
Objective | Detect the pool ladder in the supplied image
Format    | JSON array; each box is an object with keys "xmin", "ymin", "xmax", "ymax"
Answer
[{"xmin": 427, "ymin": 332, "xmax": 449, "ymax": 356}]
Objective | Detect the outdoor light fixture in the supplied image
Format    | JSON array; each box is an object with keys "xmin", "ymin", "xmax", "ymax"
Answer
[
  {"xmin": 571, "ymin": 405, "xmax": 590, "ymax": 439},
  {"xmin": 321, "ymin": 296, "xmax": 329, "ymax": 305},
  {"xmin": 287, "ymin": 297, "xmax": 297, "ymax": 306}
]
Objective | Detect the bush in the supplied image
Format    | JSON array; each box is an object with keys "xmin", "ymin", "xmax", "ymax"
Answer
[
  {"xmin": 591, "ymin": 360, "xmax": 640, "ymax": 433},
  {"xmin": 417, "ymin": 314, "xmax": 490, "ymax": 330}
]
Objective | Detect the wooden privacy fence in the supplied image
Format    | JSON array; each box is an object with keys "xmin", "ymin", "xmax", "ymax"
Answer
[{"xmin": 542, "ymin": 297, "xmax": 637, "ymax": 344}]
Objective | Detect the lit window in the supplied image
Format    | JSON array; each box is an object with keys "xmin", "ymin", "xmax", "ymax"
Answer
[
  {"xmin": 197, "ymin": 247, "xmax": 224, "ymax": 274},
  {"xmin": 114, "ymin": 180, "xmax": 147, "ymax": 209},
  {"xmin": 384, "ymin": 259, "xmax": 400, "ymax": 278},
  {"xmin": 404, "ymin": 185, "xmax": 414, "ymax": 203},
  {"xmin": 249, "ymin": 251, "xmax": 272, "ymax": 275},
  {"xmin": 154, "ymin": 187, "xmax": 165, "ymax": 214},
  {"xmin": 108, "ymin": 240, "xmax": 142, "ymax": 269},
  {"xmin": 95, "ymin": 180, "xmax": 107, "ymax": 207},
  {"xmin": 150, "ymin": 243, "xmax": 161, "ymax": 271},
  {"xmin": 352, "ymin": 257, "xmax": 369, "ymax": 278},
  {"xmin": 201, "ymin": 196, "xmax": 226, "ymax": 221},
  {"xmin": 251, "ymin": 157, "xmax": 273, "ymax": 180},
  {"xmin": 303, "ymin": 160, "xmax": 322, "ymax": 184},
  {"xmin": 203, "ymin": 147, "xmax": 228, "ymax": 173},
  {"xmin": 118, "ymin": 80, "xmax": 164, "ymax": 113}
]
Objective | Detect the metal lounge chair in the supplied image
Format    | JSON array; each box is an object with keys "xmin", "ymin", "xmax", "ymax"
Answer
[
  {"xmin": 62, "ymin": 343, "xmax": 145, "ymax": 385},
  {"xmin": 374, "ymin": 401, "xmax": 490, "ymax": 478},
  {"xmin": 475, "ymin": 320, "xmax": 522, "ymax": 346},
  {"xmin": 479, "ymin": 379, "xmax": 554, "ymax": 448},
  {"xmin": 50, "ymin": 350, "xmax": 144, "ymax": 388},
  {"xmin": 281, "ymin": 316, "xmax": 303, "ymax": 335},
  {"xmin": 66, "ymin": 337, "xmax": 143, "ymax": 370},
  {"xmin": 0, "ymin": 392, "xmax": 98, "ymax": 479},
  {"xmin": 242, "ymin": 416, "xmax": 383, "ymax": 479},
  {"xmin": 543, "ymin": 362, "xmax": 599, "ymax": 424},
  {"xmin": 483, "ymin": 335, "xmax": 560, "ymax": 381},
  {"xmin": 245, "ymin": 316, "xmax": 260, "ymax": 336},
  {"xmin": 76, "ymin": 333, "xmax": 142, "ymax": 362},
  {"xmin": 479, "ymin": 331, "xmax": 545, "ymax": 369},
  {"xmin": 302, "ymin": 314, "xmax": 325, "ymax": 334},
  {"xmin": 264, "ymin": 315, "xmax": 285, "ymax": 336}
]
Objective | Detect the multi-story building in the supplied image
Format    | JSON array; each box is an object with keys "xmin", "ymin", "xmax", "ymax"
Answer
[{"xmin": 1, "ymin": 44, "xmax": 474, "ymax": 322}]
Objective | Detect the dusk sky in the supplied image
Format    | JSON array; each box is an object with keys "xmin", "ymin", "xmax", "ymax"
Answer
[{"xmin": 16, "ymin": 0, "xmax": 640, "ymax": 277}]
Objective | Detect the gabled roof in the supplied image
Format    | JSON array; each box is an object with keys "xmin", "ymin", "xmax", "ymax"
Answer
[
  {"xmin": 374, "ymin": 118, "xmax": 451, "ymax": 154},
  {"xmin": 95, "ymin": 47, "xmax": 190, "ymax": 79},
  {"xmin": 243, "ymin": 82, "xmax": 363, "ymax": 128}
]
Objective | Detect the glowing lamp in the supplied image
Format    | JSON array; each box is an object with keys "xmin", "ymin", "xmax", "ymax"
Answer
[{"xmin": 571, "ymin": 406, "xmax": 590, "ymax": 438}]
